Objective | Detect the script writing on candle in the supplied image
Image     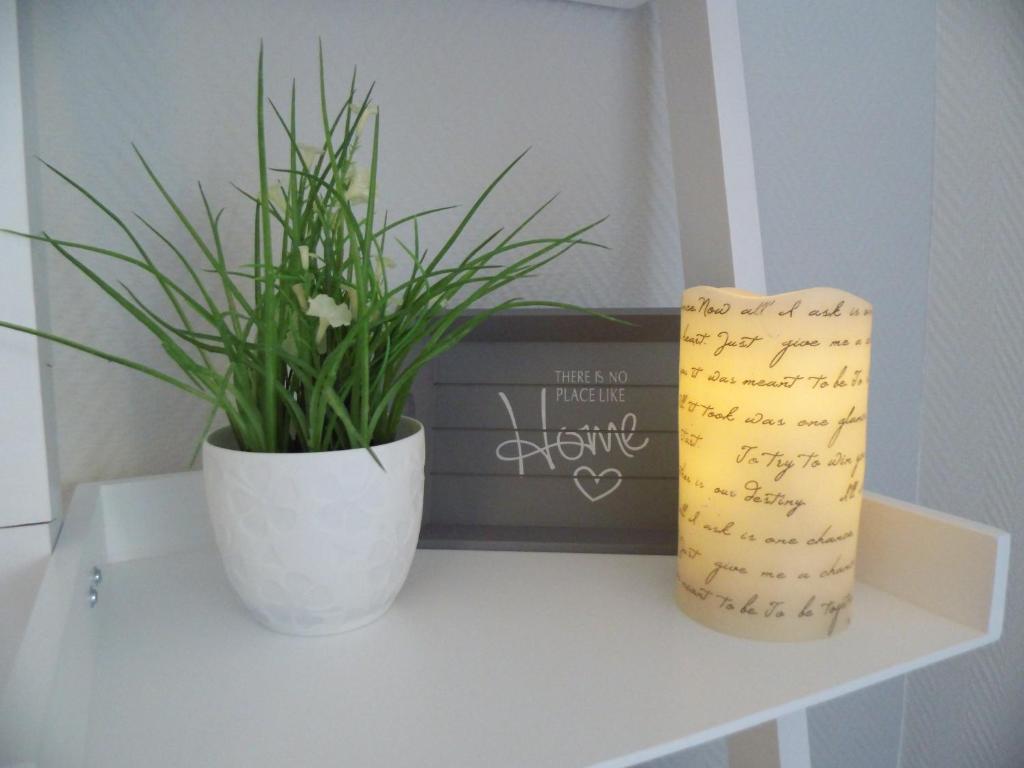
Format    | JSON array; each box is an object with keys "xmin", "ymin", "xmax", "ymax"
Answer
[{"xmin": 676, "ymin": 286, "xmax": 872, "ymax": 641}]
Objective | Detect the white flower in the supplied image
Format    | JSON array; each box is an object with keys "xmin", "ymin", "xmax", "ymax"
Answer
[
  {"xmin": 298, "ymin": 245, "xmax": 311, "ymax": 270},
  {"xmin": 266, "ymin": 182, "xmax": 287, "ymax": 210},
  {"xmin": 298, "ymin": 143, "xmax": 323, "ymax": 168},
  {"xmin": 307, "ymin": 293, "xmax": 353, "ymax": 344},
  {"xmin": 373, "ymin": 254, "xmax": 396, "ymax": 279},
  {"xmin": 292, "ymin": 283, "xmax": 308, "ymax": 312},
  {"xmin": 346, "ymin": 286, "xmax": 359, "ymax": 319},
  {"xmin": 281, "ymin": 330, "xmax": 298, "ymax": 357},
  {"xmin": 345, "ymin": 166, "xmax": 371, "ymax": 204},
  {"xmin": 354, "ymin": 104, "xmax": 378, "ymax": 139}
]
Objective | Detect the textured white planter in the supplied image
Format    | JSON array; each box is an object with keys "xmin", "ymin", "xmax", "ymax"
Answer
[{"xmin": 202, "ymin": 418, "xmax": 425, "ymax": 636}]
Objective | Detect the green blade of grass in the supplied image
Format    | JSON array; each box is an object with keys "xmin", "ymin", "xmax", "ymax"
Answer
[
  {"xmin": 0, "ymin": 319, "xmax": 213, "ymax": 401},
  {"xmin": 256, "ymin": 42, "xmax": 279, "ymax": 451}
]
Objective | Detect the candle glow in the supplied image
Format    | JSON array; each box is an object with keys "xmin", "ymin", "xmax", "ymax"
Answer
[{"xmin": 677, "ymin": 286, "xmax": 872, "ymax": 641}]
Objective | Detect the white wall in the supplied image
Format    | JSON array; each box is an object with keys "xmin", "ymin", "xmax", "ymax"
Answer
[
  {"xmin": 902, "ymin": 2, "xmax": 1024, "ymax": 766},
  {"xmin": 16, "ymin": 0, "xmax": 682, "ymax": 491},
  {"xmin": 735, "ymin": 2, "xmax": 936, "ymax": 767},
  {"xmin": 19, "ymin": 2, "xmax": 1019, "ymax": 767}
]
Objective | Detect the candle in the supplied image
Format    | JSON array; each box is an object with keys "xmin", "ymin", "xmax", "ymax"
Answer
[{"xmin": 677, "ymin": 286, "xmax": 872, "ymax": 641}]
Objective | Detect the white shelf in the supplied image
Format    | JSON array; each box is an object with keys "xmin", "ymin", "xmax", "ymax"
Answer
[{"xmin": 0, "ymin": 473, "xmax": 1009, "ymax": 768}]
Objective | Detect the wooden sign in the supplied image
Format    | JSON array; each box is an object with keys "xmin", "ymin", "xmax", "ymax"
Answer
[{"xmin": 410, "ymin": 309, "xmax": 679, "ymax": 554}]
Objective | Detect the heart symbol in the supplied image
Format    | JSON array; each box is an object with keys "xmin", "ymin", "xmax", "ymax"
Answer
[{"xmin": 572, "ymin": 466, "xmax": 623, "ymax": 503}]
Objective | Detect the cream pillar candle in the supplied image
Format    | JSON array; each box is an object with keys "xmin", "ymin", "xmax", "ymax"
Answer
[{"xmin": 676, "ymin": 286, "xmax": 872, "ymax": 641}]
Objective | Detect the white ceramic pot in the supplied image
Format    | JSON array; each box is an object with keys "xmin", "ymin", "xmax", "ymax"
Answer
[{"xmin": 202, "ymin": 417, "xmax": 425, "ymax": 636}]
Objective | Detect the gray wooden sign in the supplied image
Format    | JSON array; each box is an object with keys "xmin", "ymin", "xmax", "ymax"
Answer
[{"xmin": 410, "ymin": 309, "xmax": 679, "ymax": 554}]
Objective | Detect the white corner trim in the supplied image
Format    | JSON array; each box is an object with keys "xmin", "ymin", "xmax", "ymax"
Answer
[
  {"xmin": 0, "ymin": 524, "xmax": 51, "ymax": 695},
  {"xmin": 0, "ymin": 0, "xmax": 59, "ymax": 529},
  {"xmin": 656, "ymin": 0, "xmax": 766, "ymax": 294},
  {"xmin": 728, "ymin": 710, "xmax": 812, "ymax": 768},
  {"xmin": 705, "ymin": 0, "xmax": 766, "ymax": 294},
  {"xmin": 564, "ymin": 0, "xmax": 649, "ymax": 8}
]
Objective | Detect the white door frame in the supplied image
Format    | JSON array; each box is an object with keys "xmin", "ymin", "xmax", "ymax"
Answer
[{"xmin": 0, "ymin": 0, "xmax": 61, "ymax": 689}]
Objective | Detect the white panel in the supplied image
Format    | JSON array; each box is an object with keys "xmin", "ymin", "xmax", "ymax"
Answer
[
  {"xmin": 728, "ymin": 711, "xmax": 810, "ymax": 768},
  {"xmin": 858, "ymin": 494, "xmax": 1009, "ymax": 636},
  {"xmin": 655, "ymin": 0, "xmax": 765, "ymax": 291},
  {"xmin": 704, "ymin": 0, "xmax": 765, "ymax": 293},
  {"xmin": 0, "ymin": 0, "xmax": 58, "ymax": 528},
  {"xmin": 100, "ymin": 472, "xmax": 212, "ymax": 564},
  {"xmin": 654, "ymin": 0, "xmax": 734, "ymax": 290},
  {"xmin": 0, "ymin": 485, "xmax": 103, "ymax": 768},
  {"xmin": 639, "ymin": 741, "xmax": 727, "ymax": 768},
  {"xmin": 0, "ymin": 523, "xmax": 51, "ymax": 688},
  {"xmin": 568, "ymin": 0, "xmax": 648, "ymax": 8}
]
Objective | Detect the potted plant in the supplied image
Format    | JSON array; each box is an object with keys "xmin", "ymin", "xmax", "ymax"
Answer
[{"xmin": 0, "ymin": 47, "xmax": 605, "ymax": 635}]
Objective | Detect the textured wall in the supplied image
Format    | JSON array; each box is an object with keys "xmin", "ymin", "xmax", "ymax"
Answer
[
  {"xmin": 733, "ymin": 2, "xmax": 936, "ymax": 767},
  {"xmin": 737, "ymin": 0, "xmax": 936, "ymax": 504},
  {"xmin": 901, "ymin": 2, "xmax": 1024, "ymax": 767},
  {"xmin": 15, "ymin": 0, "xmax": 682, "ymax": 491}
]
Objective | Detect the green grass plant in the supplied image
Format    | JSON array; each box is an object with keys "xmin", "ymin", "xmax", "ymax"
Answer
[{"xmin": 0, "ymin": 45, "xmax": 606, "ymax": 458}]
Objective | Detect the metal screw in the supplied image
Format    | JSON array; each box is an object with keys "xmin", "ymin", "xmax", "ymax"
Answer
[
  {"xmin": 92, "ymin": 566, "xmax": 103, "ymax": 586},
  {"xmin": 88, "ymin": 586, "xmax": 99, "ymax": 608}
]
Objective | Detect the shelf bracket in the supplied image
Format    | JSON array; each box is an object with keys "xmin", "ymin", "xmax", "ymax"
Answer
[
  {"xmin": 654, "ymin": 0, "xmax": 767, "ymax": 293},
  {"xmin": 727, "ymin": 710, "xmax": 812, "ymax": 768}
]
